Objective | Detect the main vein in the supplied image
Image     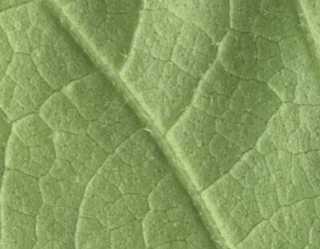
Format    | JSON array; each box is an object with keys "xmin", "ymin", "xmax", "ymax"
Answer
[{"xmin": 43, "ymin": 1, "xmax": 230, "ymax": 249}]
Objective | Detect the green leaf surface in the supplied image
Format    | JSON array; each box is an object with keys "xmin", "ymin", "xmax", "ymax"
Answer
[{"xmin": 0, "ymin": 1, "xmax": 320, "ymax": 249}]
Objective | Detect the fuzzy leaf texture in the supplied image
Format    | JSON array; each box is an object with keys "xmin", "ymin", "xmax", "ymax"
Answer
[{"xmin": 0, "ymin": 0, "xmax": 320, "ymax": 249}]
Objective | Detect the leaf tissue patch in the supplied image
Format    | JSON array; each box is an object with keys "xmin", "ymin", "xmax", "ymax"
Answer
[{"xmin": 0, "ymin": 1, "xmax": 320, "ymax": 249}]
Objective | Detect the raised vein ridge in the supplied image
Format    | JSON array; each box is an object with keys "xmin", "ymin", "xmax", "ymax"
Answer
[{"xmin": 44, "ymin": 1, "xmax": 231, "ymax": 249}]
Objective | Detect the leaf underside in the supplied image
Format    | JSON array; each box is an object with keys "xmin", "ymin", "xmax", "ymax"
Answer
[{"xmin": 0, "ymin": 0, "xmax": 320, "ymax": 249}]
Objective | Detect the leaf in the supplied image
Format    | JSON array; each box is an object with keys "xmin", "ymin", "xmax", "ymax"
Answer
[{"xmin": 0, "ymin": 1, "xmax": 320, "ymax": 249}]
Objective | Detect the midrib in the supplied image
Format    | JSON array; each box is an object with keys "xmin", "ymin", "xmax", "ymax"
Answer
[{"xmin": 44, "ymin": 1, "xmax": 231, "ymax": 249}]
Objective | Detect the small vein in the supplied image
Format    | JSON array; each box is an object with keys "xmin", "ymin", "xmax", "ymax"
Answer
[
  {"xmin": 165, "ymin": 32, "xmax": 229, "ymax": 135},
  {"xmin": 0, "ymin": 0, "xmax": 38, "ymax": 14},
  {"xmin": 74, "ymin": 129, "xmax": 142, "ymax": 249},
  {"xmin": 295, "ymin": 0, "xmax": 320, "ymax": 63}
]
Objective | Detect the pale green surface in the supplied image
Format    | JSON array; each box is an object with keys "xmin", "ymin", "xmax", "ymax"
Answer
[{"xmin": 0, "ymin": 1, "xmax": 320, "ymax": 249}]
